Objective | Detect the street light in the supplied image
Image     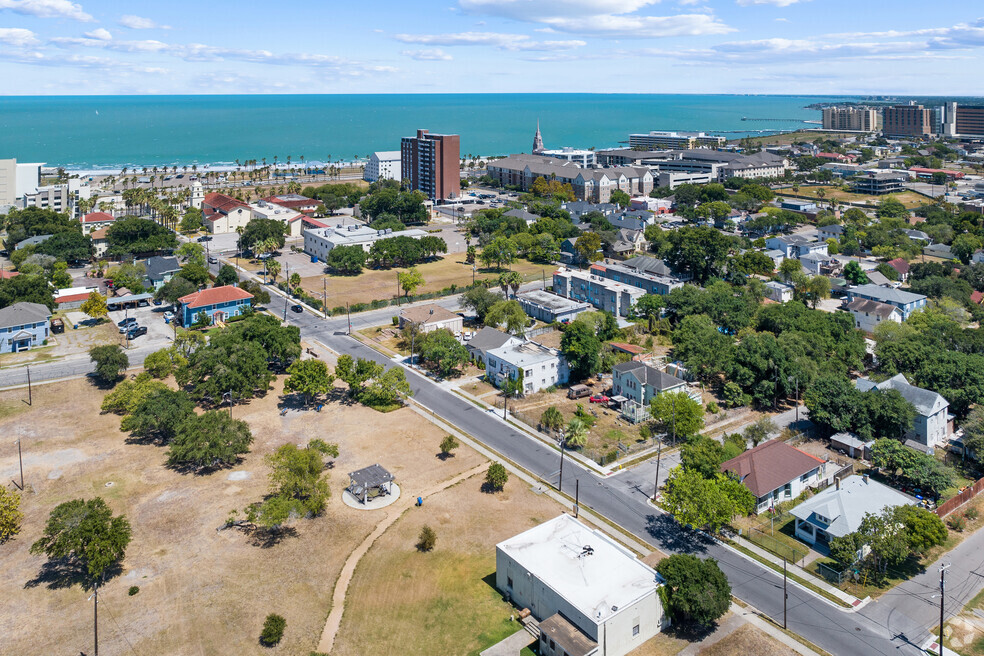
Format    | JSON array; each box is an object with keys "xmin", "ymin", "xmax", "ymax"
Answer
[
  {"xmin": 558, "ymin": 430, "xmax": 566, "ymax": 492},
  {"xmin": 651, "ymin": 434, "xmax": 663, "ymax": 502}
]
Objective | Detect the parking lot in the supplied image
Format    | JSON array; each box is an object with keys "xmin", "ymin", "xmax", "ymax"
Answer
[{"xmin": 107, "ymin": 303, "xmax": 175, "ymax": 350}]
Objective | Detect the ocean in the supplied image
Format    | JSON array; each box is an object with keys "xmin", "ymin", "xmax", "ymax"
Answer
[{"xmin": 0, "ymin": 94, "xmax": 852, "ymax": 172}]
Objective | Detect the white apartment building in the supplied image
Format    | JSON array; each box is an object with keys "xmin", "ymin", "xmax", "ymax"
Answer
[
  {"xmin": 486, "ymin": 340, "xmax": 569, "ymax": 394},
  {"xmin": 302, "ymin": 224, "xmax": 426, "ymax": 261},
  {"xmin": 364, "ymin": 151, "xmax": 402, "ymax": 183},
  {"xmin": 0, "ymin": 158, "xmax": 43, "ymax": 206},
  {"xmin": 540, "ymin": 147, "xmax": 597, "ymax": 168},
  {"xmin": 496, "ymin": 515, "xmax": 668, "ymax": 656},
  {"xmin": 21, "ymin": 178, "xmax": 91, "ymax": 218},
  {"xmin": 628, "ymin": 131, "xmax": 725, "ymax": 150}
]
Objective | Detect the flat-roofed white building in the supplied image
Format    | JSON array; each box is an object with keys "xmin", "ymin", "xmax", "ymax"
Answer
[
  {"xmin": 541, "ymin": 147, "xmax": 597, "ymax": 168},
  {"xmin": 0, "ymin": 158, "xmax": 43, "ymax": 206},
  {"xmin": 486, "ymin": 340, "xmax": 569, "ymax": 394},
  {"xmin": 496, "ymin": 514, "xmax": 668, "ymax": 656},
  {"xmin": 249, "ymin": 200, "xmax": 305, "ymax": 238},
  {"xmin": 364, "ymin": 151, "xmax": 402, "ymax": 182},
  {"xmin": 302, "ymin": 224, "xmax": 427, "ymax": 261}
]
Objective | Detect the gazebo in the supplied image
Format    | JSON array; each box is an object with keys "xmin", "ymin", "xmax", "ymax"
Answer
[{"xmin": 347, "ymin": 464, "xmax": 395, "ymax": 504}]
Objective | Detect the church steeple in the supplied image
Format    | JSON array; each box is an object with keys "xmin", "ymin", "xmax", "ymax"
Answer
[{"xmin": 532, "ymin": 120, "xmax": 544, "ymax": 154}]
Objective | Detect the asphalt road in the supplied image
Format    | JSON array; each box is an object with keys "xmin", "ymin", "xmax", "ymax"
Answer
[{"xmin": 1, "ymin": 262, "xmax": 967, "ymax": 656}]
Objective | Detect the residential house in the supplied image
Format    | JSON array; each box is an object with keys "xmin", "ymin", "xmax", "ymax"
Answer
[
  {"xmin": 609, "ymin": 342, "xmax": 651, "ymax": 361},
  {"xmin": 799, "ymin": 252, "xmax": 842, "ymax": 276},
  {"xmin": 0, "ymin": 302, "xmax": 51, "ymax": 352},
  {"xmin": 846, "ymin": 284, "xmax": 927, "ymax": 320},
  {"xmin": 856, "ymin": 374, "xmax": 951, "ymax": 447},
  {"xmin": 791, "ymin": 475, "xmax": 914, "ymax": 549},
  {"xmin": 559, "ymin": 237, "xmax": 579, "ymax": 265},
  {"xmin": 503, "ymin": 207, "xmax": 539, "ymax": 226},
  {"xmin": 611, "ymin": 361, "xmax": 686, "ymax": 406},
  {"xmin": 398, "ymin": 303, "xmax": 463, "ymax": 334},
  {"xmin": 829, "ymin": 432, "xmax": 873, "ymax": 460},
  {"xmin": 302, "ymin": 224, "xmax": 426, "ymax": 261},
  {"xmin": 81, "ymin": 211, "xmax": 117, "ymax": 235},
  {"xmin": 178, "ymin": 285, "xmax": 253, "ymax": 326},
  {"xmin": 609, "ymin": 228, "xmax": 646, "ymax": 258},
  {"xmin": 496, "ymin": 514, "xmax": 668, "ymax": 656},
  {"xmin": 54, "ymin": 285, "xmax": 98, "ymax": 310},
  {"xmin": 466, "ymin": 327, "xmax": 522, "ymax": 367},
  {"xmin": 846, "ymin": 298, "xmax": 902, "ymax": 333},
  {"xmin": 90, "ymin": 227, "xmax": 110, "ymax": 258},
  {"xmin": 924, "ymin": 243, "xmax": 957, "ymax": 260},
  {"xmin": 260, "ymin": 193, "xmax": 320, "ymax": 214},
  {"xmin": 144, "ymin": 256, "xmax": 181, "ymax": 291},
  {"xmin": 902, "ymin": 228, "xmax": 931, "ymax": 243},
  {"xmin": 764, "ymin": 281, "xmax": 794, "ymax": 303},
  {"xmin": 765, "ymin": 234, "xmax": 828, "ymax": 259},
  {"xmin": 972, "ymin": 291, "xmax": 984, "ymax": 306},
  {"xmin": 886, "ymin": 258, "xmax": 910, "ymax": 281},
  {"xmin": 864, "ymin": 270, "xmax": 896, "ymax": 288},
  {"xmin": 202, "ymin": 193, "xmax": 253, "ymax": 234},
  {"xmin": 486, "ymin": 340, "xmax": 568, "ymax": 394},
  {"xmin": 763, "ymin": 249, "xmax": 785, "ymax": 269},
  {"xmin": 720, "ymin": 440, "xmax": 828, "ymax": 514},
  {"xmin": 516, "ymin": 290, "xmax": 591, "ymax": 323},
  {"xmin": 817, "ymin": 224, "xmax": 845, "ymax": 242}
]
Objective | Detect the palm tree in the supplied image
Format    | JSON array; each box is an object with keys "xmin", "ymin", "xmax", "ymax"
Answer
[
  {"xmin": 540, "ymin": 406, "xmax": 563, "ymax": 434},
  {"xmin": 289, "ymin": 272, "xmax": 301, "ymax": 295},
  {"xmin": 564, "ymin": 418, "xmax": 588, "ymax": 449},
  {"xmin": 266, "ymin": 258, "xmax": 281, "ymax": 283}
]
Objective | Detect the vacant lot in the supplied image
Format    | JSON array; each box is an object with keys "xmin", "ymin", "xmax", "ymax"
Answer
[
  {"xmin": 0, "ymin": 375, "xmax": 483, "ymax": 655},
  {"xmin": 699, "ymin": 623, "xmax": 797, "ymax": 656},
  {"xmin": 301, "ymin": 256, "xmax": 550, "ymax": 309},
  {"xmin": 786, "ymin": 186, "xmax": 927, "ymax": 209},
  {"xmin": 735, "ymin": 130, "xmax": 857, "ymax": 147}
]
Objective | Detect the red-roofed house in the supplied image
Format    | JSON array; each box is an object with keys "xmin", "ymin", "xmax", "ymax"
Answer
[
  {"xmin": 721, "ymin": 440, "xmax": 829, "ymax": 513},
  {"xmin": 0, "ymin": 270, "xmax": 20, "ymax": 280},
  {"xmin": 261, "ymin": 194, "xmax": 320, "ymax": 214},
  {"xmin": 178, "ymin": 285, "xmax": 254, "ymax": 325},
  {"xmin": 81, "ymin": 211, "xmax": 117, "ymax": 235},
  {"xmin": 609, "ymin": 342, "xmax": 650, "ymax": 361},
  {"xmin": 202, "ymin": 193, "xmax": 253, "ymax": 234},
  {"xmin": 817, "ymin": 152, "xmax": 858, "ymax": 163},
  {"xmin": 909, "ymin": 167, "xmax": 965, "ymax": 181},
  {"xmin": 972, "ymin": 291, "xmax": 984, "ymax": 305},
  {"xmin": 886, "ymin": 258, "xmax": 910, "ymax": 281}
]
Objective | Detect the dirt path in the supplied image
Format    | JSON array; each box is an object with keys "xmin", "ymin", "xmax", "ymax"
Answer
[{"xmin": 315, "ymin": 463, "xmax": 488, "ymax": 654}]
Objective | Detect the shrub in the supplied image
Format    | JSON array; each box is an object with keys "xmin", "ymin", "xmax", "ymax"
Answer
[
  {"xmin": 439, "ymin": 434, "xmax": 459, "ymax": 458},
  {"xmin": 965, "ymin": 507, "xmax": 979, "ymax": 521},
  {"xmin": 948, "ymin": 515, "xmax": 967, "ymax": 532},
  {"xmin": 128, "ymin": 586, "xmax": 140, "ymax": 596},
  {"xmin": 260, "ymin": 613, "xmax": 286, "ymax": 646},
  {"xmin": 417, "ymin": 525, "xmax": 437, "ymax": 552},
  {"xmin": 706, "ymin": 401, "xmax": 719, "ymax": 414},
  {"xmin": 391, "ymin": 316, "xmax": 399, "ymax": 326}
]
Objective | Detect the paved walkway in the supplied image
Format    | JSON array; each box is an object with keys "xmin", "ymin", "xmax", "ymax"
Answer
[
  {"xmin": 315, "ymin": 463, "xmax": 488, "ymax": 654},
  {"xmin": 479, "ymin": 627, "xmax": 534, "ymax": 656}
]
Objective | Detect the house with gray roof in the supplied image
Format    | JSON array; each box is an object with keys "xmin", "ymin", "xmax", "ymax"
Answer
[
  {"xmin": 517, "ymin": 290, "xmax": 590, "ymax": 323},
  {"xmin": 503, "ymin": 207, "xmax": 539, "ymax": 225},
  {"xmin": 611, "ymin": 361, "xmax": 686, "ymax": 407},
  {"xmin": 765, "ymin": 234, "xmax": 829, "ymax": 258},
  {"xmin": 486, "ymin": 340, "xmax": 568, "ymax": 393},
  {"xmin": 846, "ymin": 298, "xmax": 902, "ymax": 334},
  {"xmin": 466, "ymin": 326, "xmax": 522, "ymax": 367},
  {"xmin": 0, "ymin": 301, "xmax": 51, "ymax": 352},
  {"xmin": 144, "ymin": 255, "xmax": 181, "ymax": 290},
  {"xmin": 855, "ymin": 374, "xmax": 951, "ymax": 447},
  {"xmin": 924, "ymin": 243, "xmax": 957, "ymax": 260},
  {"xmin": 846, "ymin": 284, "xmax": 927, "ymax": 319},
  {"xmin": 791, "ymin": 475, "xmax": 914, "ymax": 549},
  {"xmin": 15, "ymin": 234, "xmax": 52, "ymax": 250}
]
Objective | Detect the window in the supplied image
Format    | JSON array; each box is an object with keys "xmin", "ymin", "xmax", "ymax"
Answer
[
  {"xmin": 633, "ymin": 624, "xmax": 640, "ymax": 636},
  {"xmin": 550, "ymin": 639, "xmax": 556, "ymax": 650},
  {"xmin": 506, "ymin": 576, "xmax": 512, "ymax": 588}
]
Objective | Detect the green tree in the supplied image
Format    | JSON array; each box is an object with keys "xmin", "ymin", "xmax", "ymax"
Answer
[
  {"xmin": 664, "ymin": 226, "xmax": 732, "ymax": 284},
  {"xmin": 843, "ymin": 260, "xmax": 869, "ymax": 285},
  {"xmin": 36, "ymin": 230, "xmax": 92, "ymax": 263},
  {"xmin": 564, "ymin": 417, "xmax": 589, "ymax": 448},
  {"xmin": 650, "ymin": 391, "xmax": 704, "ymax": 442},
  {"xmin": 247, "ymin": 440, "xmax": 339, "ymax": 529},
  {"xmin": 631, "ymin": 294, "xmax": 664, "ymax": 332},
  {"xmin": 417, "ymin": 525, "xmax": 438, "ymax": 552},
  {"xmin": 398, "ymin": 267, "xmax": 424, "ymax": 298},
  {"xmin": 961, "ymin": 405, "xmax": 984, "ymax": 462},
  {"xmin": 155, "ymin": 275, "xmax": 198, "ymax": 305},
  {"xmin": 439, "ymin": 434, "xmax": 459, "ymax": 458},
  {"xmin": 560, "ymin": 320, "xmax": 601, "ymax": 381},
  {"xmin": 80, "ymin": 292, "xmax": 108, "ymax": 320},
  {"xmin": 106, "ymin": 217, "xmax": 178, "ymax": 256},
  {"xmin": 0, "ymin": 273, "xmax": 55, "ymax": 310},
  {"xmin": 120, "ymin": 387, "xmax": 196, "ymax": 443},
  {"xmin": 952, "ymin": 233, "xmax": 983, "ymax": 265},
  {"xmin": 461, "ymin": 286, "xmax": 501, "ymax": 324},
  {"xmin": 238, "ymin": 217, "xmax": 287, "ymax": 253},
  {"xmin": 680, "ymin": 436, "xmax": 726, "ymax": 478},
  {"xmin": 656, "ymin": 554, "xmax": 731, "ymax": 628},
  {"xmin": 671, "ymin": 314, "xmax": 734, "ymax": 381},
  {"xmin": 485, "ymin": 299, "xmax": 528, "ymax": 336},
  {"xmin": 142, "ymin": 348, "xmax": 177, "ymax": 379},
  {"xmin": 260, "ymin": 613, "xmax": 286, "ymax": 646},
  {"xmin": 417, "ymin": 329, "xmax": 470, "ymax": 377},
  {"xmin": 480, "ymin": 236, "xmax": 517, "ymax": 270},
  {"xmin": 485, "ymin": 462, "xmax": 509, "ymax": 492},
  {"xmin": 29, "ymin": 498, "xmax": 132, "ymax": 581},
  {"xmin": 167, "ymin": 411, "xmax": 254, "ymax": 472},
  {"xmin": 215, "ymin": 264, "xmax": 238, "ymax": 287},
  {"xmin": 0, "ymin": 487, "xmax": 23, "ymax": 543},
  {"xmin": 743, "ymin": 417, "xmax": 777, "ymax": 447},
  {"xmin": 661, "ymin": 467, "xmax": 755, "ymax": 532},
  {"xmin": 325, "ymin": 244, "xmax": 367, "ymax": 274},
  {"xmin": 283, "ymin": 359, "xmax": 335, "ymax": 405},
  {"xmin": 574, "ymin": 232, "xmax": 602, "ymax": 264},
  {"xmin": 89, "ymin": 345, "xmax": 129, "ymax": 386},
  {"xmin": 176, "ymin": 241, "xmax": 206, "ymax": 267},
  {"xmin": 540, "ymin": 406, "xmax": 564, "ymax": 433},
  {"xmin": 179, "ymin": 207, "xmax": 203, "ymax": 233},
  {"xmin": 610, "ymin": 189, "xmax": 631, "ymax": 208},
  {"xmin": 362, "ymin": 367, "xmax": 413, "ymax": 408}
]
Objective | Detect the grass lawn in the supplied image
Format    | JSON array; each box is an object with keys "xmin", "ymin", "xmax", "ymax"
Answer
[
  {"xmin": 783, "ymin": 186, "xmax": 928, "ymax": 209},
  {"xmin": 732, "ymin": 513, "xmax": 809, "ymax": 566},
  {"xmin": 733, "ymin": 131, "xmax": 857, "ymax": 147},
  {"xmin": 300, "ymin": 256, "xmax": 551, "ymax": 310}
]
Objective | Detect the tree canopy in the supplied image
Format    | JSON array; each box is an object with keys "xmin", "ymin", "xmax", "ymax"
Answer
[
  {"xmin": 29, "ymin": 497, "xmax": 132, "ymax": 581},
  {"xmin": 656, "ymin": 554, "xmax": 731, "ymax": 628},
  {"xmin": 106, "ymin": 217, "xmax": 178, "ymax": 256}
]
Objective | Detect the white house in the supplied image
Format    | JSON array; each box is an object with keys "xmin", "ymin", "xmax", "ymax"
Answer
[
  {"xmin": 302, "ymin": 224, "xmax": 427, "ymax": 261},
  {"xmin": 496, "ymin": 515, "xmax": 668, "ymax": 656},
  {"xmin": 856, "ymin": 374, "xmax": 951, "ymax": 447},
  {"xmin": 202, "ymin": 192, "xmax": 254, "ymax": 234},
  {"xmin": 791, "ymin": 475, "xmax": 914, "ymax": 549},
  {"xmin": 846, "ymin": 298, "xmax": 902, "ymax": 334},
  {"xmin": 721, "ymin": 440, "xmax": 828, "ymax": 514},
  {"xmin": 465, "ymin": 327, "xmax": 523, "ymax": 367},
  {"xmin": 611, "ymin": 361, "xmax": 686, "ymax": 407},
  {"xmin": 364, "ymin": 151, "xmax": 401, "ymax": 182},
  {"xmin": 398, "ymin": 303, "xmax": 463, "ymax": 334},
  {"xmin": 764, "ymin": 281, "xmax": 794, "ymax": 303},
  {"xmin": 486, "ymin": 340, "xmax": 568, "ymax": 394}
]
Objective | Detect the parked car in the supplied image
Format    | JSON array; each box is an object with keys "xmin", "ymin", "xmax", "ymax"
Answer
[
  {"xmin": 197, "ymin": 235, "xmax": 213, "ymax": 243},
  {"xmin": 208, "ymin": 256, "xmax": 218, "ymax": 264},
  {"xmin": 126, "ymin": 325, "xmax": 148, "ymax": 339},
  {"xmin": 568, "ymin": 384, "xmax": 591, "ymax": 399},
  {"xmin": 589, "ymin": 395, "xmax": 610, "ymax": 404},
  {"xmin": 291, "ymin": 304, "xmax": 303, "ymax": 313},
  {"xmin": 153, "ymin": 298, "xmax": 163, "ymax": 306},
  {"xmin": 117, "ymin": 317, "xmax": 137, "ymax": 332},
  {"xmin": 163, "ymin": 311, "xmax": 174, "ymax": 323}
]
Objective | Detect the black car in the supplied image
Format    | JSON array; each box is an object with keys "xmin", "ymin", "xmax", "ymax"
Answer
[
  {"xmin": 291, "ymin": 304, "xmax": 303, "ymax": 313},
  {"xmin": 126, "ymin": 325, "xmax": 148, "ymax": 339}
]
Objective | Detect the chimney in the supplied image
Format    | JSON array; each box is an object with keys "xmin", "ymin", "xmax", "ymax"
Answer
[
  {"xmin": 835, "ymin": 477, "xmax": 840, "ymax": 490},
  {"xmin": 863, "ymin": 473, "xmax": 869, "ymax": 484}
]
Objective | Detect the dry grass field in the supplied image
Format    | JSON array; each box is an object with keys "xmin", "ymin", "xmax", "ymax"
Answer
[
  {"xmin": 786, "ymin": 186, "xmax": 927, "ymax": 209},
  {"xmin": 0, "ymin": 375, "xmax": 484, "ymax": 655},
  {"xmin": 698, "ymin": 624, "xmax": 797, "ymax": 656}
]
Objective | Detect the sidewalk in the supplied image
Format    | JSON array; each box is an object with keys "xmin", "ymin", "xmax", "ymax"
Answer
[{"xmin": 680, "ymin": 603, "xmax": 822, "ymax": 656}]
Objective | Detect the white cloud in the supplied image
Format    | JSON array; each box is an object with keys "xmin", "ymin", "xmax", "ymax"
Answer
[
  {"xmin": 458, "ymin": 0, "xmax": 732, "ymax": 38},
  {"xmin": 118, "ymin": 14, "xmax": 169, "ymax": 30},
  {"xmin": 0, "ymin": 27, "xmax": 39, "ymax": 46},
  {"xmin": 0, "ymin": 0, "xmax": 91, "ymax": 21},
  {"xmin": 394, "ymin": 31, "xmax": 585, "ymax": 51},
  {"xmin": 402, "ymin": 48, "xmax": 453, "ymax": 61},
  {"xmin": 736, "ymin": 0, "xmax": 807, "ymax": 6},
  {"xmin": 83, "ymin": 27, "xmax": 111, "ymax": 40}
]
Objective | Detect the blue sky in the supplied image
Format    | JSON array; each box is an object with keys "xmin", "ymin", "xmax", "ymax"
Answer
[{"xmin": 0, "ymin": 0, "xmax": 982, "ymax": 94}]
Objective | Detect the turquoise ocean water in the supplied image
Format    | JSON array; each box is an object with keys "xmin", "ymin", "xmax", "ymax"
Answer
[{"xmin": 0, "ymin": 94, "xmax": 851, "ymax": 171}]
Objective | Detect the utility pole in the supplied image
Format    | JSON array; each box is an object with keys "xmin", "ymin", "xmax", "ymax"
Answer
[
  {"xmin": 323, "ymin": 278, "xmax": 327, "ymax": 320},
  {"xmin": 26, "ymin": 365, "xmax": 32, "ymax": 406},
  {"xmin": 574, "ymin": 479, "xmax": 579, "ymax": 518},
  {"xmin": 396, "ymin": 272, "xmax": 401, "ymax": 306},
  {"xmin": 652, "ymin": 435, "xmax": 663, "ymax": 501},
  {"xmin": 558, "ymin": 430, "xmax": 566, "ymax": 492},
  {"xmin": 88, "ymin": 582, "xmax": 99, "ymax": 656},
  {"xmin": 347, "ymin": 303, "xmax": 351, "ymax": 334},
  {"xmin": 939, "ymin": 563, "xmax": 951, "ymax": 656},
  {"xmin": 13, "ymin": 439, "xmax": 24, "ymax": 490},
  {"xmin": 228, "ymin": 390, "xmax": 233, "ymax": 418}
]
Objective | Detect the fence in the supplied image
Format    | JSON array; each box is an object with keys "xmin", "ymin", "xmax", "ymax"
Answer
[
  {"xmin": 741, "ymin": 511, "xmax": 809, "ymax": 566},
  {"xmin": 816, "ymin": 561, "xmax": 851, "ymax": 586},
  {"xmin": 936, "ymin": 476, "xmax": 984, "ymax": 518}
]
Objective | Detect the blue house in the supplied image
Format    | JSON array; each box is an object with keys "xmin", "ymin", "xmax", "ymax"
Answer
[
  {"xmin": 846, "ymin": 284, "xmax": 927, "ymax": 320},
  {"xmin": 178, "ymin": 285, "xmax": 253, "ymax": 326},
  {"xmin": 0, "ymin": 302, "xmax": 52, "ymax": 352}
]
